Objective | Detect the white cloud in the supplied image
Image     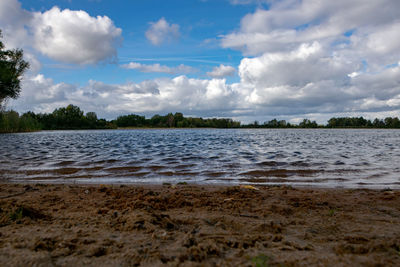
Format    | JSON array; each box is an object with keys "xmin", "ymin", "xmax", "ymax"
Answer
[
  {"xmin": 0, "ymin": 0, "xmax": 32, "ymax": 49},
  {"xmin": 221, "ymin": 0, "xmax": 400, "ymax": 57},
  {"xmin": 207, "ymin": 64, "xmax": 236, "ymax": 78},
  {"xmin": 0, "ymin": 0, "xmax": 122, "ymax": 65},
  {"xmin": 12, "ymin": 74, "xmax": 74, "ymax": 113},
  {"xmin": 238, "ymin": 42, "xmax": 354, "ymax": 88},
  {"xmin": 122, "ymin": 62, "xmax": 195, "ymax": 74},
  {"xmin": 31, "ymin": 7, "xmax": 122, "ymax": 64},
  {"xmin": 214, "ymin": 0, "xmax": 400, "ymax": 121},
  {"xmin": 233, "ymin": 42, "xmax": 400, "ymax": 117},
  {"xmin": 0, "ymin": 0, "xmax": 41, "ymax": 75},
  {"xmin": 11, "ymin": 74, "xmax": 238, "ymax": 119},
  {"xmin": 10, "ymin": 61, "xmax": 400, "ymax": 122},
  {"xmin": 145, "ymin": 18, "xmax": 180, "ymax": 45}
]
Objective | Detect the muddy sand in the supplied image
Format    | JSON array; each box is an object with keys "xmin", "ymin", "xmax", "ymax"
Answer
[{"xmin": 0, "ymin": 183, "xmax": 399, "ymax": 266}]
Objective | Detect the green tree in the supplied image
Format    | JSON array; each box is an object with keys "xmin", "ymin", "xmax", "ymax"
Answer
[
  {"xmin": 52, "ymin": 104, "xmax": 84, "ymax": 129},
  {"xmin": 373, "ymin": 118, "xmax": 385, "ymax": 128},
  {"xmin": 115, "ymin": 114, "xmax": 146, "ymax": 127},
  {"xmin": 299, "ymin": 119, "xmax": 318, "ymax": 128},
  {"xmin": 167, "ymin": 113, "xmax": 175, "ymax": 127},
  {"xmin": 174, "ymin": 112, "xmax": 184, "ymax": 126},
  {"xmin": 0, "ymin": 110, "xmax": 19, "ymax": 132},
  {"xmin": 85, "ymin": 111, "xmax": 98, "ymax": 128},
  {"xmin": 0, "ymin": 30, "xmax": 29, "ymax": 109},
  {"xmin": 19, "ymin": 112, "xmax": 41, "ymax": 131}
]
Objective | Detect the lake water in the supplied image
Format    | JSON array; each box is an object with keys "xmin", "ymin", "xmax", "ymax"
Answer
[{"xmin": 1, "ymin": 129, "xmax": 400, "ymax": 188}]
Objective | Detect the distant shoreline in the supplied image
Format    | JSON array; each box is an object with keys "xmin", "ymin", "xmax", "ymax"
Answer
[
  {"xmin": 2, "ymin": 127, "xmax": 400, "ymax": 134},
  {"xmin": 2, "ymin": 105, "xmax": 400, "ymax": 133}
]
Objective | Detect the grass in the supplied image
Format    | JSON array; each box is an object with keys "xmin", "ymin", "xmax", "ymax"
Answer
[
  {"xmin": 251, "ymin": 254, "xmax": 271, "ymax": 267},
  {"xmin": 9, "ymin": 206, "xmax": 47, "ymax": 222},
  {"xmin": 9, "ymin": 207, "xmax": 25, "ymax": 221},
  {"xmin": 328, "ymin": 208, "xmax": 336, "ymax": 216}
]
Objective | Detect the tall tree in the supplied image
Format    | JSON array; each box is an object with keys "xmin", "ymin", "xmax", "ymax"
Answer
[{"xmin": 0, "ymin": 30, "xmax": 29, "ymax": 110}]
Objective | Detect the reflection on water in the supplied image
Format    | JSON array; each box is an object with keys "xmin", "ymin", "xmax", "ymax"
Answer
[{"xmin": 0, "ymin": 129, "xmax": 399, "ymax": 188}]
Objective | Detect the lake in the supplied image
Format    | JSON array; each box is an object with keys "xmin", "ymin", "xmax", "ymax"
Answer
[{"xmin": 0, "ymin": 129, "xmax": 399, "ymax": 188}]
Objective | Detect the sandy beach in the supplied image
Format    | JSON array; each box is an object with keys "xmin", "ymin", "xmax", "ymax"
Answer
[{"xmin": 0, "ymin": 183, "xmax": 399, "ymax": 266}]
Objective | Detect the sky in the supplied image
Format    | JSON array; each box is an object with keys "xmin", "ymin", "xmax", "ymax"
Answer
[{"xmin": 0, "ymin": 0, "xmax": 400, "ymax": 123}]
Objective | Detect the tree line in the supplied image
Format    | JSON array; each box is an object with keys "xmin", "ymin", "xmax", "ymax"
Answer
[
  {"xmin": 0, "ymin": 105, "xmax": 115, "ymax": 133},
  {"xmin": 114, "ymin": 112, "xmax": 241, "ymax": 129},
  {"xmin": 0, "ymin": 104, "xmax": 241, "ymax": 132},
  {"xmin": 245, "ymin": 117, "xmax": 400, "ymax": 128},
  {"xmin": 1, "ymin": 104, "xmax": 400, "ymax": 133}
]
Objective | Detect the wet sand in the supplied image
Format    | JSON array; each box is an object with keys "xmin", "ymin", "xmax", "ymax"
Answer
[{"xmin": 0, "ymin": 183, "xmax": 399, "ymax": 266}]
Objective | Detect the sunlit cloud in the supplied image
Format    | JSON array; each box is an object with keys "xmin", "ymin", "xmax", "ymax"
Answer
[
  {"xmin": 145, "ymin": 17, "xmax": 180, "ymax": 45},
  {"xmin": 207, "ymin": 64, "xmax": 236, "ymax": 78},
  {"xmin": 0, "ymin": 0, "xmax": 122, "ymax": 65}
]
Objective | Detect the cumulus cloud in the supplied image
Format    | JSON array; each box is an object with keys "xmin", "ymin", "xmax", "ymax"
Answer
[
  {"xmin": 238, "ymin": 42, "xmax": 354, "ymax": 88},
  {"xmin": 0, "ymin": 0, "xmax": 32, "ymax": 49},
  {"xmin": 0, "ymin": 0, "xmax": 122, "ymax": 65},
  {"xmin": 0, "ymin": 0, "xmax": 41, "ymax": 75},
  {"xmin": 145, "ymin": 18, "xmax": 180, "ymax": 45},
  {"xmin": 121, "ymin": 62, "xmax": 195, "ymax": 74},
  {"xmin": 31, "ymin": 7, "xmax": 122, "ymax": 64},
  {"xmin": 221, "ymin": 0, "xmax": 400, "ymax": 57},
  {"xmin": 10, "ymin": 59, "xmax": 400, "ymax": 122},
  {"xmin": 233, "ymin": 41, "xmax": 400, "ymax": 117},
  {"xmin": 11, "ymin": 74, "xmax": 75, "ymax": 114},
  {"xmin": 214, "ymin": 0, "xmax": 400, "ymax": 120},
  {"xmin": 11, "ymin": 74, "xmax": 239, "ymax": 119},
  {"xmin": 207, "ymin": 64, "xmax": 236, "ymax": 78}
]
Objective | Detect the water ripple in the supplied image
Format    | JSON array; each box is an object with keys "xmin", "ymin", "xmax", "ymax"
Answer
[{"xmin": 1, "ymin": 129, "xmax": 400, "ymax": 188}]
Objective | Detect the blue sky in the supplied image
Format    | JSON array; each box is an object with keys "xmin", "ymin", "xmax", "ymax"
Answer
[
  {"xmin": 1, "ymin": 0, "xmax": 400, "ymax": 123},
  {"xmin": 19, "ymin": 0, "xmax": 252, "ymax": 84}
]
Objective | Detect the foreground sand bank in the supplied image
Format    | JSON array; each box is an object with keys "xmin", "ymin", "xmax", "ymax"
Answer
[{"xmin": 0, "ymin": 183, "xmax": 399, "ymax": 266}]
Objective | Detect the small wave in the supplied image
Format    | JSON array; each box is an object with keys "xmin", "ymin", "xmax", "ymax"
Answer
[
  {"xmin": 334, "ymin": 161, "xmax": 346, "ymax": 165},
  {"xmin": 105, "ymin": 166, "xmax": 142, "ymax": 173},
  {"xmin": 290, "ymin": 161, "xmax": 312, "ymax": 167},
  {"xmin": 256, "ymin": 161, "xmax": 287, "ymax": 167},
  {"xmin": 241, "ymin": 178, "xmax": 288, "ymax": 183},
  {"xmin": 53, "ymin": 160, "xmax": 76, "ymax": 167},
  {"xmin": 181, "ymin": 156, "xmax": 204, "ymax": 161},
  {"xmin": 202, "ymin": 171, "xmax": 226, "ymax": 177},
  {"xmin": 325, "ymin": 169, "xmax": 362, "ymax": 174},
  {"xmin": 83, "ymin": 166, "xmax": 104, "ymax": 172},
  {"xmin": 174, "ymin": 164, "xmax": 197, "ymax": 169},
  {"xmin": 147, "ymin": 165, "xmax": 167, "ymax": 171},
  {"xmin": 157, "ymin": 171, "xmax": 200, "ymax": 176},
  {"xmin": 352, "ymin": 162, "xmax": 370, "ymax": 166},
  {"xmin": 92, "ymin": 159, "xmax": 119, "ymax": 165},
  {"xmin": 241, "ymin": 169, "xmax": 321, "ymax": 178},
  {"xmin": 160, "ymin": 157, "xmax": 177, "ymax": 162},
  {"xmin": 204, "ymin": 177, "xmax": 235, "ymax": 181},
  {"xmin": 22, "ymin": 168, "xmax": 82, "ymax": 176},
  {"xmin": 113, "ymin": 171, "xmax": 150, "ymax": 177}
]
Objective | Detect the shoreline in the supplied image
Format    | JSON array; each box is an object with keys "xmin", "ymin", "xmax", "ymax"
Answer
[
  {"xmin": 2, "ymin": 127, "xmax": 400, "ymax": 134},
  {"xmin": 1, "ymin": 180, "xmax": 399, "ymax": 190},
  {"xmin": 1, "ymin": 183, "xmax": 399, "ymax": 266}
]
